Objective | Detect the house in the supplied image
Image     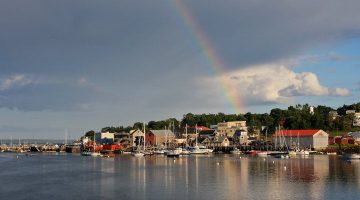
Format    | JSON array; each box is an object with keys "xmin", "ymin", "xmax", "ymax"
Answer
[
  {"xmin": 233, "ymin": 130, "xmax": 248, "ymax": 145},
  {"xmin": 272, "ymin": 129, "xmax": 329, "ymax": 150},
  {"xmin": 113, "ymin": 132, "xmax": 131, "ymax": 148},
  {"xmin": 347, "ymin": 131, "xmax": 360, "ymax": 144},
  {"xmin": 353, "ymin": 113, "xmax": 360, "ymax": 127},
  {"xmin": 129, "ymin": 129, "xmax": 145, "ymax": 147},
  {"xmin": 201, "ymin": 135, "xmax": 230, "ymax": 148},
  {"xmin": 199, "ymin": 129, "xmax": 216, "ymax": 138},
  {"xmin": 217, "ymin": 121, "xmax": 248, "ymax": 138},
  {"xmin": 145, "ymin": 130, "xmax": 175, "ymax": 146},
  {"xmin": 95, "ymin": 131, "xmax": 114, "ymax": 144}
]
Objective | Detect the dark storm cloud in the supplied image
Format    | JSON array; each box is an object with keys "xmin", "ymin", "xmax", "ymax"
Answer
[
  {"xmin": 0, "ymin": 0, "xmax": 359, "ymax": 112},
  {"xmin": 186, "ymin": 0, "xmax": 360, "ymax": 68}
]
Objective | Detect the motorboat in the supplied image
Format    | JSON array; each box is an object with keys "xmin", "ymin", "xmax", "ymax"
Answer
[
  {"xmin": 91, "ymin": 152, "xmax": 101, "ymax": 157},
  {"xmin": 230, "ymin": 147, "xmax": 242, "ymax": 154},
  {"xmin": 166, "ymin": 150, "xmax": 180, "ymax": 157},
  {"xmin": 132, "ymin": 151, "xmax": 144, "ymax": 157},
  {"xmin": 81, "ymin": 151, "xmax": 92, "ymax": 156},
  {"xmin": 189, "ymin": 145, "xmax": 208, "ymax": 154}
]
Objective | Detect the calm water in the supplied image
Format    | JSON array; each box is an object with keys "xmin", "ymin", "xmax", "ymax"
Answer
[{"xmin": 0, "ymin": 153, "xmax": 359, "ymax": 200}]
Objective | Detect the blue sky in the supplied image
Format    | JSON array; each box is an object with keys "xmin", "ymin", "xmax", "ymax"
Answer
[{"xmin": 0, "ymin": 0, "xmax": 359, "ymax": 139}]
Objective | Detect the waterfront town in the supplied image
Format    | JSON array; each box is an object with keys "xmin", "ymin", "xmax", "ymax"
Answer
[{"xmin": 1, "ymin": 104, "xmax": 360, "ymax": 159}]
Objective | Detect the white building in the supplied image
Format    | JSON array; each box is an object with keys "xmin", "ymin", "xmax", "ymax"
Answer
[
  {"xmin": 353, "ymin": 113, "xmax": 360, "ymax": 127},
  {"xmin": 273, "ymin": 129, "xmax": 329, "ymax": 150},
  {"xmin": 217, "ymin": 121, "xmax": 248, "ymax": 138},
  {"xmin": 129, "ymin": 129, "xmax": 144, "ymax": 147},
  {"xmin": 95, "ymin": 131, "xmax": 114, "ymax": 144}
]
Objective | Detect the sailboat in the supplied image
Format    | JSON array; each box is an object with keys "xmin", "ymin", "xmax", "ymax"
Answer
[
  {"xmin": 181, "ymin": 124, "xmax": 191, "ymax": 155},
  {"xmin": 190, "ymin": 124, "xmax": 208, "ymax": 154},
  {"xmin": 91, "ymin": 133, "xmax": 101, "ymax": 157},
  {"xmin": 295, "ymin": 132, "xmax": 309, "ymax": 155},
  {"xmin": 132, "ymin": 124, "xmax": 145, "ymax": 157}
]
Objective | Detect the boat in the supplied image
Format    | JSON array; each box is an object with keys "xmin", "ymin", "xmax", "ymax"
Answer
[
  {"xmin": 154, "ymin": 149, "xmax": 165, "ymax": 154},
  {"xmin": 257, "ymin": 151, "xmax": 268, "ymax": 157},
  {"xmin": 90, "ymin": 133, "xmax": 101, "ymax": 157},
  {"xmin": 190, "ymin": 126, "xmax": 209, "ymax": 154},
  {"xmin": 81, "ymin": 151, "xmax": 92, "ymax": 156},
  {"xmin": 166, "ymin": 150, "xmax": 180, "ymax": 157},
  {"xmin": 181, "ymin": 148, "xmax": 191, "ymax": 155},
  {"xmin": 342, "ymin": 154, "xmax": 360, "ymax": 159},
  {"xmin": 288, "ymin": 150, "xmax": 297, "ymax": 156},
  {"xmin": 230, "ymin": 147, "xmax": 242, "ymax": 154},
  {"xmin": 189, "ymin": 146, "xmax": 208, "ymax": 154},
  {"xmin": 132, "ymin": 151, "xmax": 144, "ymax": 157},
  {"xmin": 326, "ymin": 152, "xmax": 337, "ymax": 155},
  {"xmin": 132, "ymin": 123, "xmax": 147, "ymax": 157},
  {"xmin": 247, "ymin": 150, "xmax": 262, "ymax": 155},
  {"xmin": 91, "ymin": 152, "xmax": 101, "ymax": 157},
  {"xmin": 296, "ymin": 149, "xmax": 310, "ymax": 155}
]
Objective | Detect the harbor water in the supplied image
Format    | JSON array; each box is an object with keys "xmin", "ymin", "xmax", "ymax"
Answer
[{"xmin": 0, "ymin": 153, "xmax": 359, "ymax": 200}]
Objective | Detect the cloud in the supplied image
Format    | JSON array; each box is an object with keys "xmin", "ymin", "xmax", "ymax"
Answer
[
  {"xmin": 77, "ymin": 77, "xmax": 89, "ymax": 86},
  {"xmin": 201, "ymin": 64, "xmax": 350, "ymax": 106},
  {"xmin": 0, "ymin": 74, "xmax": 35, "ymax": 91}
]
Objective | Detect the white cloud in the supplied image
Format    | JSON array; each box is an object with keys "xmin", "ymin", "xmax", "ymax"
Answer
[
  {"xmin": 0, "ymin": 74, "xmax": 34, "ymax": 91},
  {"xmin": 77, "ymin": 77, "xmax": 89, "ymax": 86},
  {"xmin": 201, "ymin": 64, "xmax": 350, "ymax": 106}
]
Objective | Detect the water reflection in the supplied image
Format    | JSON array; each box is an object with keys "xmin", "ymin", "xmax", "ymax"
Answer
[{"xmin": 0, "ymin": 153, "xmax": 359, "ymax": 200}]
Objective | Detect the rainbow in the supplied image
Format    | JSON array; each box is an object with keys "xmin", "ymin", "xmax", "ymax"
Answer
[{"xmin": 171, "ymin": 0, "xmax": 243, "ymax": 113}]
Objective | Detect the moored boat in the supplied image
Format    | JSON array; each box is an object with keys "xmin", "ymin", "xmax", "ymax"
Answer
[
  {"xmin": 342, "ymin": 154, "xmax": 360, "ymax": 159},
  {"xmin": 230, "ymin": 147, "xmax": 242, "ymax": 154}
]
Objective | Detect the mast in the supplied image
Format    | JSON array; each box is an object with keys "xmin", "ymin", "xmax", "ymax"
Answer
[
  {"xmin": 265, "ymin": 128, "xmax": 268, "ymax": 152},
  {"xmin": 65, "ymin": 128, "xmax": 68, "ymax": 145},
  {"xmin": 185, "ymin": 124, "xmax": 188, "ymax": 147},
  {"xmin": 93, "ymin": 132, "xmax": 96, "ymax": 152},
  {"xmin": 165, "ymin": 125, "xmax": 167, "ymax": 149},
  {"xmin": 195, "ymin": 124, "xmax": 198, "ymax": 146},
  {"xmin": 143, "ymin": 122, "xmax": 146, "ymax": 151}
]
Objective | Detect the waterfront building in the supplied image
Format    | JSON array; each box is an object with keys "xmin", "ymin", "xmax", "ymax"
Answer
[
  {"xmin": 145, "ymin": 130, "xmax": 175, "ymax": 146},
  {"xmin": 201, "ymin": 135, "xmax": 230, "ymax": 148},
  {"xmin": 353, "ymin": 113, "xmax": 360, "ymax": 127},
  {"xmin": 95, "ymin": 131, "xmax": 114, "ymax": 144},
  {"xmin": 129, "ymin": 129, "xmax": 145, "ymax": 147},
  {"xmin": 217, "ymin": 121, "xmax": 248, "ymax": 138},
  {"xmin": 347, "ymin": 131, "xmax": 360, "ymax": 144},
  {"xmin": 273, "ymin": 129, "xmax": 329, "ymax": 150}
]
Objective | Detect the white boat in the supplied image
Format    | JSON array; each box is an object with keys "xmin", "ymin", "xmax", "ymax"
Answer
[
  {"xmin": 132, "ymin": 151, "xmax": 144, "ymax": 157},
  {"xmin": 154, "ymin": 149, "xmax": 165, "ymax": 154},
  {"xmin": 133, "ymin": 123, "xmax": 147, "ymax": 157},
  {"xmin": 189, "ymin": 146, "xmax": 208, "ymax": 154},
  {"xmin": 327, "ymin": 152, "xmax": 337, "ymax": 155},
  {"xmin": 181, "ymin": 148, "xmax": 191, "ymax": 155},
  {"xmin": 90, "ymin": 133, "xmax": 101, "ymax": 157},
  {"xmin": 296, "ymin": 150, "xmax": 310, "ymax": 155},
  {"xmin": 230, "ymin": 147, "xmax": 242, "ymax": 154},
  {"xmin": 91, "ymin": 152, "xmax": 101, "ymax": 157},
  {"xmin": 257, "ymin": 151, "xmax": 268, "ymax": 157},
  {"xmin": 166, "ymin": 150, "xmax": 180, "ymax": 157},
  {"xmin": 190, "ymin": 125, "xmax": 209, "ymax": 154},
  {"xmin": 288, "ymin": 151, "xmax": 297, "ymax": 156}
]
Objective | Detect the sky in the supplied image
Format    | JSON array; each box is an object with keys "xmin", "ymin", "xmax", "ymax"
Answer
[{"xmin": 0, "ymin": 0, "xmax": 360, "ymax": 139}]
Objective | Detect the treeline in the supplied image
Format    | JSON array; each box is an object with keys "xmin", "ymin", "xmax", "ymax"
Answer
[{"xmin": 88, "ymin": 102, "xmax": 360, "ymax": 136}]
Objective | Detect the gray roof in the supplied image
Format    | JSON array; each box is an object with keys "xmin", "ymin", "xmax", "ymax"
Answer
[
  {"xmin": 348, "ymin": 132, "xmax": 360, "ymax": 139},
  {"xmin": 150, "ymin": 130, "xmax": 175, "ymax": 137},
  {"xmin": 214, "ymin": 135, "xmax": 228, "ymax": 143}
]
